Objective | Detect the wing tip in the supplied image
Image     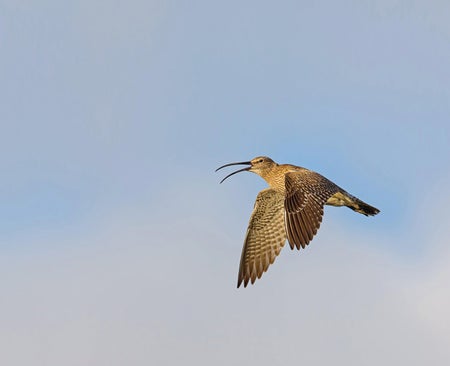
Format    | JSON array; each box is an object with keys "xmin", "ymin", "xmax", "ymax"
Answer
[{"xmin": 237, "ymin": 277, "xmax": 248, "ymax": 288}]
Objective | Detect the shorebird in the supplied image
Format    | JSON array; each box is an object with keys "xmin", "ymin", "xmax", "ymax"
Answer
[{"xmin": 216, "ymin": 156, "xmax": 380, "ymax": 288}]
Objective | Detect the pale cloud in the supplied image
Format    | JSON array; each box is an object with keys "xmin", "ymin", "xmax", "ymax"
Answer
[{"xmin": 1, "ymin": 178, "xmax": 449, "ymax": 366}]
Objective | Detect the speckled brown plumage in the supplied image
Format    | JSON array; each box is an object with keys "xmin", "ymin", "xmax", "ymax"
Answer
[
  {"xmin": 238, "ymin": 188, "xmax": 286, "ymax": 288},
  {"xmin": 216, "ymin": 156, "xmax": 380, "ymax": 288}
]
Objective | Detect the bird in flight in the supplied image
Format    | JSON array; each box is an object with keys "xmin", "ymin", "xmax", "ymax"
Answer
[{"xmin": 216, "ymin": 156, "xmax": 380, "ymax": 288}]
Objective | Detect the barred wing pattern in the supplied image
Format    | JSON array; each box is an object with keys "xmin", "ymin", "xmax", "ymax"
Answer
[
  {"xmin": 284, "ymin": 171, "xmax": 341, "ymax": 250},
  {"xmin": 238, "ymin": 188, "xmax": 287, "ymax": 288}
]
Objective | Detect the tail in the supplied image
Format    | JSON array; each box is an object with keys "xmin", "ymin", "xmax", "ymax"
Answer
[{"xmin": 347, "ymin": 196, "xmax": 380, "ymax": 216}]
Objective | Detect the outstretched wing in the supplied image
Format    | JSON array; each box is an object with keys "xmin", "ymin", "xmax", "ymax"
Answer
[
  {"xmin": 284, "ymin": 171, "xmax": 340, "ymax": 250},
  {"xmin": 238, "ymin": 188, "xmax": 286, "ymax": 288}
]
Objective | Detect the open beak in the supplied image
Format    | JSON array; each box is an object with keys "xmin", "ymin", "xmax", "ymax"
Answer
[{"xmin": 215, "ymin": 161, "xmax": 252, "ymax": 184}]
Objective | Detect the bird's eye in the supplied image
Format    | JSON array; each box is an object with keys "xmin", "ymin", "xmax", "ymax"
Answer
[{"xmin": 258, "ymin": 159, "xmax": 264, "ymax": 163}]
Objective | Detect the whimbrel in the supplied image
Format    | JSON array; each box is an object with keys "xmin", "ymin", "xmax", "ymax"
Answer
[{"xmin": 216, "ymin": 156, "xmax": 380, "ymax": 288}]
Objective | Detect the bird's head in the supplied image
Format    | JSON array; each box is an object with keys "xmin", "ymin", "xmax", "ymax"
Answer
[{"xmin": 216, "ymin": 156, "xmax": 276, "ymax": 183}]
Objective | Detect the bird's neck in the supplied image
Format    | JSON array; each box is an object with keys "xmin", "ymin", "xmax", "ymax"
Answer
[{"xmin": 259, "ymin": 165, "xmax": 289, "ymax": 192}]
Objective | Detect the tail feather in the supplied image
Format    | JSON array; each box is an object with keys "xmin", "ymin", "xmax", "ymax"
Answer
[{"xmin": 348, "ymin": 197, "xmax": 380, "ymax": 216}]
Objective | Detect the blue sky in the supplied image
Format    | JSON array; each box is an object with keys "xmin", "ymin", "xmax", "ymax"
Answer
[{"xmin": 1, "ymin": 1, "xmax": 450, "ymax": 365}]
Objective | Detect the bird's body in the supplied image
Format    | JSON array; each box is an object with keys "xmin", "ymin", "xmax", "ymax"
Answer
[{"xmin": 216, "ymin": 156, "xmax": 380, "ymax": 288}]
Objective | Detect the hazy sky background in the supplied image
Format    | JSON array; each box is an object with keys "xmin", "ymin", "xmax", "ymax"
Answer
[{"xmin": 1, "ymin": 1, "xmax": 450, "ymax": 365}]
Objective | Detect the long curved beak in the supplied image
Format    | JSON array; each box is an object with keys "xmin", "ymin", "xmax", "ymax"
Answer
[{"xmin": 215, "ymin": 161, "xmax": 251, "ymax": 184}]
